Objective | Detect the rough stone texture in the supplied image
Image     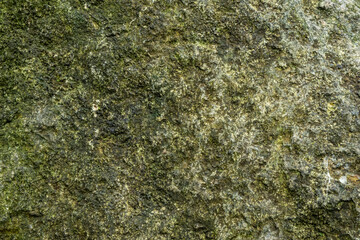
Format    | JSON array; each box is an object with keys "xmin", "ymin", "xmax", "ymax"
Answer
[{"xmin": 1, "ymin": 0, "xmax": 360, "ymax": 239}]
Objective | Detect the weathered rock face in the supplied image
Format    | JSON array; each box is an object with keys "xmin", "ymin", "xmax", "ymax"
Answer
[{"xmin": 1, "ymin": 0, "xmax": 360, "ymax": 239}]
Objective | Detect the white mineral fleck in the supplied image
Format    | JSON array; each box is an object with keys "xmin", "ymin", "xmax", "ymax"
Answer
[{"xmin": 339, "ymin": 176, "xmax": 347, "ymax": 185}]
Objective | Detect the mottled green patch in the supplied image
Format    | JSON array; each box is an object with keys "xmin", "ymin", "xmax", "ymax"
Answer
[{"xmin": 1, "ymin": 0, "xmax": 360, "ymax": 239}]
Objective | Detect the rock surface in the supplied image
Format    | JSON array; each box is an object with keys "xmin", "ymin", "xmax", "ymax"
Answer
[{"xmin": 1, "ymin": 0, "xmax": 360, "ymax": 239}]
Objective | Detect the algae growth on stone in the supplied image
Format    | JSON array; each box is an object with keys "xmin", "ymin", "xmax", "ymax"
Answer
[{"xmin": 1, "ymin": 0, "xmax": 360, "ymax": 239}]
